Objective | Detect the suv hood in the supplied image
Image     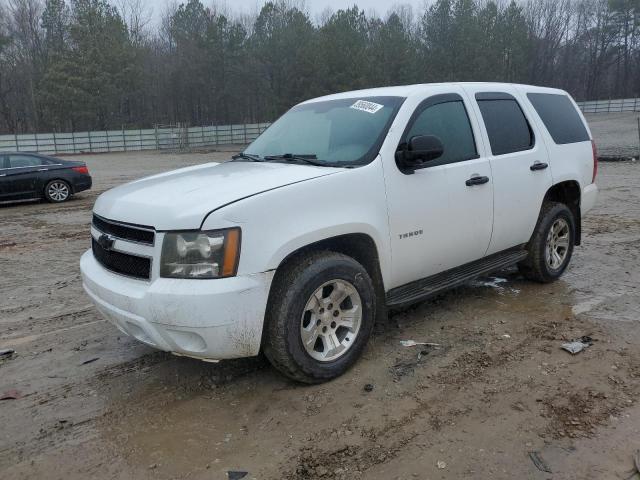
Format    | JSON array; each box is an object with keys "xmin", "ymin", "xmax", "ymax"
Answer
[{"xmin": 93, "ymin": 161, "xmax": 342, "ymax": 230}]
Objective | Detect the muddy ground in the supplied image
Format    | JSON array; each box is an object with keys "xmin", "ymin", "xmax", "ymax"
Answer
[
  {"xmin": 586, "ymin": 112, "xmax": 640, "ymax": 158},
  {"xmin": 1, "ymin": 148, "xmax": 639, "ymax": 480}
]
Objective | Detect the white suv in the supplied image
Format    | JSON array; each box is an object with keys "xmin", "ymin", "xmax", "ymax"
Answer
[{"xmin": 80, "ymin": 83, "xmax": 598, "ymax": 383}]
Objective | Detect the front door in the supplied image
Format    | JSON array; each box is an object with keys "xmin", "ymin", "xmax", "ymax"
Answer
[{"xmin": 382, "ymin": 91, "xmax": 494, "ymax": 289}]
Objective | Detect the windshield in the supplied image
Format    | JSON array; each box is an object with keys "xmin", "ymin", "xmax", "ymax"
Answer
[{"xmin": 244, "ymin": 96, "xmax": 405, "ymax": 166}]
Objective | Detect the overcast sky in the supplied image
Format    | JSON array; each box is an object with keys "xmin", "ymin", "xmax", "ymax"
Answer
[
  {"xmin": 213, "ymin": 0, "xmax": 425, "ymax": 15},
  {"xmin": 144, "ymin": 0, "xmax": 428, "ymax": 24}
]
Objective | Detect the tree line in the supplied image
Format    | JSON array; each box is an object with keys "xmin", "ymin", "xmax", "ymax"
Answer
[{"xmin": 0, "ymin": 0, "xmax": 638, "ymax": 134}]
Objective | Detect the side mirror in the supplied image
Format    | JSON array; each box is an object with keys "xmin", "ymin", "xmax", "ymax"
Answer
[{"xmin": 396, "ymin": 135, "xmax": 444, "ymax": 172}]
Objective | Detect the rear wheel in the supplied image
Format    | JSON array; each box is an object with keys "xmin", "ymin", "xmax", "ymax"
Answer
[
  {"xmin": 519, "ymin": 201, "xmax": 575, "ymax": 283},
  {"xmin": 264, "ymin": 251, "xmax": 375, "ymax": 383},
  {"xmin": 44, "ymin": 180, "xmax": 71, "ymax": 203}
]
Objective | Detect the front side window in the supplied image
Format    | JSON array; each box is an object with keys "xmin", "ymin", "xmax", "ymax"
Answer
[
  {"xmin": 9, "ymin": 155, "xmax": 44, "ymax": 168},
  {"xmin": 477, "ymin": 97, "xmax": 534, "ymax": 156},
  {"xmin": 245, "ymin": 96, "xmax": 405, "ymax": 166},
  {"xmin": 403, "ymin": 100, "xmax": 478, "ymax": 166}
]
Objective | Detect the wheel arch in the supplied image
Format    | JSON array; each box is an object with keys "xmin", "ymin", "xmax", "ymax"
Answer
[
  {"xmin": 265, "ymin": 232, "xmax": 387, "ymax": 337},
  {"xmin": 43, "ymin": 177, "xmax": 73, "ymax": 200},
  {"xmin": 543, "ymin": 180, "xmax": 582, "ymax": 245}
]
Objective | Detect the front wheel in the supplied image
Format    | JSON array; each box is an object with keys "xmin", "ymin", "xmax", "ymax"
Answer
[
  {"xmin": 519, "ymin": 201, "xmax": 575, "ymax": 283},
  {"xmin": 263, "ymin": 251, "xmax": 376, "ymax": 383},
  {"xmin": 44, "ymin": 180, "xmax": 71, "ymax": 203}
]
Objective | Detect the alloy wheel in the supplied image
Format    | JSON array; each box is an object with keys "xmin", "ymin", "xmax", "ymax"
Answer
[
  {"xmin": 300, "ymin": 279, "xmax": 362, "ymax": 362},
  {"xmin": 48, "ymin": 182, "xmax": 69, "ymax": 202},
  {"xmin": 545, "ymin": 218, "xmax": 570, "ymax": 270}
]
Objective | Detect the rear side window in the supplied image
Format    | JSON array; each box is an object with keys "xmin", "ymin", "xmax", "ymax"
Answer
[
  {"xmin": 8, "ymin": 155, "xmax": 44, "ymax": 168},
  {"xmin": 527, "ymin": 93, "xmax": 590, "ymax": 144},
  {"xmin": 477, "ymin": 96, "xmax": 534, "ymax": 156},
  {"xmin": 405, "ymin": 100, "xmax": 478, "ymax": 166}
]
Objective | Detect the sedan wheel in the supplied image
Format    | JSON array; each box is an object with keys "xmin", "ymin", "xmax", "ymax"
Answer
[{"xmin": 45, "ymin": 180, "xmax": 70, "ymax": 202}]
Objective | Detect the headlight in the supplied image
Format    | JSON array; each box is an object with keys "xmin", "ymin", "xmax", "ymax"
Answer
[{"xmin": 160, "ymin": 228, "xmax": 241, "ymax": 279}]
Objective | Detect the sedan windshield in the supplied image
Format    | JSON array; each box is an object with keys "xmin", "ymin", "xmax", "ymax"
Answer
[{"xmin": 244, "ymin": 96, "xmax": 405, "ymax": 166}]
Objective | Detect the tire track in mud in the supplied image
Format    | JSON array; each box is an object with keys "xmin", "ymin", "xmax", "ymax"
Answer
[
  {"xmin": 0, "ymin": 351, "xmax": 172, "ymax": 468},
  {"xmin": 0, "ymin": 195, "xmax": 97, "ymax": 220},
  {"xmin": 1, "ymin": 304, "xmax": 90, "ymax": 326},
  {"xmin": 2, "ymin": 318, "xmax": 104, "ymax": 348},
  {"xmin": 92, "ymin": 351, "xmax": 172, "ymax": 382}
]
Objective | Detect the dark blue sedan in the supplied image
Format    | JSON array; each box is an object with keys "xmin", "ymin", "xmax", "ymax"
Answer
[{"xmin": 0, "ymin": 152, "xmax": 92, "ymax": 204}]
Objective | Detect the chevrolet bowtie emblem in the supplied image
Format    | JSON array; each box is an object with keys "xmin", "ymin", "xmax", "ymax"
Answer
[{"xmin": 98, "ymin": 234, "xmax": 115, "ymax": 251}]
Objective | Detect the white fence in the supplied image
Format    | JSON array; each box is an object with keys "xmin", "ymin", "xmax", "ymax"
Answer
[
  {"xmin": 577, "ymin": 97, "xmax": 640, "ymax": 114},
  {"xmin": 0, "ymin": 122, "xmax": 271, "ymax": 155}
]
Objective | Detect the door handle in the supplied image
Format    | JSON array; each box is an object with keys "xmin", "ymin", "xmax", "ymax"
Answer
[
  {"xmin": 38, "ymin": 168, "xmax": 48, "ymax": 171},
  {"xmin": 530, "ymin": 162, "xmax": 548, "ymax": 171},
  {"xmin": 466, "ymin": 175, "xmax": 490, "ymax": 186}
]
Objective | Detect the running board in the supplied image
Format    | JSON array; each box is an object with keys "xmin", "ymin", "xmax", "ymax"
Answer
[{"xmin": 386, "ymin": 248, "xmax": 528, "ymax": 308}]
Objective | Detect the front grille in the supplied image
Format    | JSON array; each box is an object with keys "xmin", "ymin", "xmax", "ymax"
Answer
[
  {"xmin": 92, "ymin": 214, "xmax": 155, "ymax": 245},
  {"xmin": 92, "ymin": 238, "xmax": 151, "ymax": 280}
]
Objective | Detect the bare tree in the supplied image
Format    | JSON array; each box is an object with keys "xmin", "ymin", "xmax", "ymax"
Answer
[{"xmin": 115, "ymin": 0, "xmax": 152, "ymax": 46}]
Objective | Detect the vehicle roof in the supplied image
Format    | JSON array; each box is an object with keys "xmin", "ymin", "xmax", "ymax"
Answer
[
  {"xmin": 1, "ymin": 152, "xmax": 63, "ymax": 160},
  {"xmin": 0, "ymin": 152, "xmax": 78, "ymax": 165},
  {"xmin": 303, "ymin": 82, "xmax": 567, "ymax": 104},
  {"xmin": 2, "ymin": 151, "xmax": 51, "ymax": 156}
]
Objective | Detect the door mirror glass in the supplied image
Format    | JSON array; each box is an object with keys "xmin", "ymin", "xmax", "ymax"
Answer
[{"xmin": 397, "ymin": 135, "xmax": 444, "ymax": 171}]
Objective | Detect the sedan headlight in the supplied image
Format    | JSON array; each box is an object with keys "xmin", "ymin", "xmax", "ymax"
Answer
[{"xmin": 160, "ymin": 228, "xmax": 241, "ymax": 279}]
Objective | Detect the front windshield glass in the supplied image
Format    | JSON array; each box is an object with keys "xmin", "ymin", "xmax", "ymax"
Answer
[{"xmin": 245, "ymin": 96, "xmax": 405, "ymax": 166}]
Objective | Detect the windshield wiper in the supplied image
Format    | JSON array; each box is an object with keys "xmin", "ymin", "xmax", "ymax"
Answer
[
  {"xmin": 231, "ymin": 152, "xmax": 264, "ymax": 162},
  {"xmin": 263, "ymin": 153, "xmax": 326, "ymax": 167}
]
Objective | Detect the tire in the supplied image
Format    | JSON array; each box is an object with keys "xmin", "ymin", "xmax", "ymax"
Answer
[
  {"xmin": 263, "ymin": 251, "xmax": 376, "ymax": 384},
  {"xmin": 518, "ymin": 201, "xmax": 575, "ymax": 283},
  {"xmin": 44, "ymin": 179, "xmax": 71, "ymax": 203}
]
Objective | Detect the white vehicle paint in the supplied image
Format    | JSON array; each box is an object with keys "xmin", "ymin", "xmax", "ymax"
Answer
[
  {"xmin": 93, "ymin": 161, "xmax": 343, "ymax": 230},
  {"xmin": 80, "ymin": 82, "xmax": 598, "ymax": 380}
]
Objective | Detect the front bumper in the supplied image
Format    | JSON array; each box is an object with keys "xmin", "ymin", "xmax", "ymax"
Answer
[{"xmin": 80, "ymin": 250, "xmax": 274, "ymax": 360}]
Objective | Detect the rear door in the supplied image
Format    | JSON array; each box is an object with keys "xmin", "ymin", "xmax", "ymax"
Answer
[
  {"xmin": 5, "ymin": 154, "xmax": 47, "ymax": 200},
  {"xmin": 464, "ymin": 87, "xmax": 552, "ymax": 255}
]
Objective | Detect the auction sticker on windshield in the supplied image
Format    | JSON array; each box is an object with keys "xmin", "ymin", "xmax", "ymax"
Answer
[{"xmin": 350, "ymin": 100, "xmax": 384, "ymax": 114}]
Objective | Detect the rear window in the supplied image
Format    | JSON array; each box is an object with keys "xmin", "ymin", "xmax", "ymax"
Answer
[
  {"xmin": 477, "ymin": 98, "xmax": 534, "ymax": 156},
  {"xmin": 527, "ymin": 93, "xmax": 590, "ymax": 144}
]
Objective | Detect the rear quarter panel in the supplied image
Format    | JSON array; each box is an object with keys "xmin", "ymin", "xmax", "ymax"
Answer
[
  {"xmin": 45, "ymin": 163, "xmax": 91, "ymax": 193},
  {"xmin": 514, "ymin": 85, "xmax": 594, "ymax": 190}
]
